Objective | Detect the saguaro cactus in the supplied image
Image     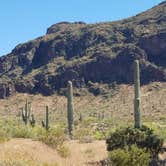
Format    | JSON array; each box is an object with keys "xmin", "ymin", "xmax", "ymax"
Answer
[
  {"xmin": 29, "ymin": 114, "xmax": 35, "ymax": 127},
  {"xmin": 22, "ymin": 99, "xmax": 31, "ymax": 125},
  {"xmin": 42, "ymin": 106, "xmax": 49, "ymax": 130},
  {"xmin": 3, "ymin": 84, "xmax": 6, "ymax": 99},
  {"xmin": 134, "ymin": 60, "xmax": 141, "ymax": 128},
  {"xmin": 67, "ymin": 81, "xmax": 74, "ymax": 138}
]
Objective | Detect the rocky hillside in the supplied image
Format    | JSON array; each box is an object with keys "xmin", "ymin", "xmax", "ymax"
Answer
[{"xmin": 0, "ymin": 1, "xmax": 166, "ymax": 98}]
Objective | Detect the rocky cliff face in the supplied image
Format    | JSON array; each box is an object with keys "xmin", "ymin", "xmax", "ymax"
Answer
[{"xmin": 0, "ymin": 1, "xmax": 166, "ymax": 98}]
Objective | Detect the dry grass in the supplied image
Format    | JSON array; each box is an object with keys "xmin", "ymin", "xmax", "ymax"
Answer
[{"xmin": 0, "ymin": 139, "xmax": 107, "ymax": 166}]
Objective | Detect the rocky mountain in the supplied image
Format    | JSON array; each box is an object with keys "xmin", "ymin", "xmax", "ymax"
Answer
[{"xmin": 0, "ymin": 1, "xmax": 166, "ymax": 98}]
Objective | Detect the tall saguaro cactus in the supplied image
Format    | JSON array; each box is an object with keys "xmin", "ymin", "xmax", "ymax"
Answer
[
  {"xmin": 22, "ymin": 99, "xmax": 31, "ymax": 125},
  {"xmin": 134, "ymin": 60, "xmax": 141, "ymax": 128},
  {"xmin": 42, "ymin": 106, "xmax": 49, "ymax": 130},
  {"xmin": 67, "ymin": 81, "xmax": 74, "ymax": 138}
]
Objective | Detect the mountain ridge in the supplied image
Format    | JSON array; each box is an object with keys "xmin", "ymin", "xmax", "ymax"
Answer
[{"xmin": 0, "ymin": 1, "xmax": 166, "ymax": 98}]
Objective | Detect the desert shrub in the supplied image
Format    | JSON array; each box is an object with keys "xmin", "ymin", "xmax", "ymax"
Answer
[
  {"xmin": 93, "ymin": 131, "xmax": 105, "ymax": 140},
  {"xmin": 38, "ymin": 126, "xmax": 66, "ymax": 148},
  {"xmin": 108, "ymin": 145, "xmax": 150, "ymax": 166},
  {"xmin": 0, "ymin": 118, "xmax": 32, "ymax": 139},
  {"xmin": 145, "ymin": 122, "xmax": 166, "ymax": 141},
  {"xmin": 0, "ymin": 129, "xmax": 9, "ymax": 143},
  {"xmin": 0, "ymin": 117, "xmax": 66, "ymax": 149},
  {"xmin": 31, "ymin": 126, "xmax": 47, "ymax": 139},
  {"xmin": 11, "ymin": 125, "xmax": 48, "ymax": 139},
  {"xmin": 74, "ymin": 128, "xmax": 93, "ymax": 143},
  {"xmin": 11, "ymin": 125, "xmax": 33, "ymax": 138},
  {"xmin": 106, "ymin": 125, "xmax": 164, "ymax": 158},
  {"xmin": 83, "ymin": 117, "xmax": 97, "ymax": 126},
  {"xmin": 57, "ymin": 145, "xmax": 70, "ymax": 158},
  {"xmin": 0, "ymin": 118, "xmax": 20, "ymax": 142}
]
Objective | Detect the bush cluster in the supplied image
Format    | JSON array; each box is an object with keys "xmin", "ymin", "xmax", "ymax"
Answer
[
  {"xmin": 0, "ymin": 118, "xmax": 66, "ymax": 149},
  {"xmin": 108, "ymin": 145, "xmax": 150, "ymax": 166},
  {"xmin": 106, "ymin": 126, "xmax": 164, "ymax": 165},
  {"xmin": 106, "ymin": 126, "xmax": 164, "ymax": 158},
  {"xmin": 38, "ymin": 126, "xmax": 66, "ymax": 149}
]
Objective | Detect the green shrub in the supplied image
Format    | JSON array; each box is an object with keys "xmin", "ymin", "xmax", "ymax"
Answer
[
  {"xmin": 0, "ymin": 117, "xmax": 66, "ymax": 149},
  {"xmin": 0, "ymin": 129, "xmax": 9, "ymax": 143},
  {"xmin": 145, "ymin": 122, "xmax": 166, "ymax": 141},
  {"xmin": 106, "ymin": 125, "xmax": 164, "ymax": 158},
  {"xmin": 74, "ymin": 128, "xmax": 93, "ymax": 143},
  {"xmin": 11, "ymin": 125, "xmax": 33, "ymax": 138},
  {"xmin": 11, "ymin": 125, "xmax": 48, "ymax": 140},
  {"xmin": 83, "ymin": 117, "xmax": 97, "ymax": 126},
  {"xmin": 38, "ymin": 126, "xmax": 66, "ymax": 149},
  {"xmin": 93, "ymin": 131, "xmax": 105, "ymax": 140},
  {"xmin": 108, "ymin": 145, "xmax": 150, "ymax": 166}
]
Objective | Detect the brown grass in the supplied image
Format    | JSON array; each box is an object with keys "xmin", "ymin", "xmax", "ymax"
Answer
[{"xmin": 0, "ymin": 138, "xmax": 107, "ymax": 166}]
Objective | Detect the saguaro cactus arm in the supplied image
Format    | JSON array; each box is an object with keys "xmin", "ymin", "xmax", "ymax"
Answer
[
  {"xmin": 45, "ymin": 105, "xmax": 49, "ymax": 130},
  {"xmin": 42, "ymin": 106, "xmax": 49, "ymax": 130},
  {"xmin": 29, "ymin": 114, "xmax": 35, "ymax": 127}
]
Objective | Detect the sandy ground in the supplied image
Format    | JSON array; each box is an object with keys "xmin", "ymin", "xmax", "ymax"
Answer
[
  {"xmin": 0, "ymin": 139, "xmax": 107, "ymax": 166},
  {"xmin": 0, "ymin": 139, "xmax": 165, "ymax": 165}
]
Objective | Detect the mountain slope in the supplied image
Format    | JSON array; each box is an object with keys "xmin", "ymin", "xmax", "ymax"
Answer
[{"xmin": 0, "ymin": 1, "xmax": 166, "ymax": 98}]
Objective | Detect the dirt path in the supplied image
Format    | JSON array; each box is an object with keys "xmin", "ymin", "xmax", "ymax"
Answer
[{"xmin": 0, "ymin": 139, "xmax": 107, "ymax": 166}]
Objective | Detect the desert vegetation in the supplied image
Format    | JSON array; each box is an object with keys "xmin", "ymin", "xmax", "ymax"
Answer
[
  {"xmin": 0, "ymin": 61, "xmax": 165, "ymax": 166},
  {"xmin": 106, "ymin": 60, "xmax": 165, "ymax": 166},
  {"xmin": 0, "ymin": 84, "xmax": 165, "ymax": 165},
  {"xmin": 0, "ymin": 0, "xmax": 165, "ymax": 165}
]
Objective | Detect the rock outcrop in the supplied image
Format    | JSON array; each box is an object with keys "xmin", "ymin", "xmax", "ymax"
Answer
[{"xmin": 0, "ymin": 1, "xmax": 166, "ymax": 98}]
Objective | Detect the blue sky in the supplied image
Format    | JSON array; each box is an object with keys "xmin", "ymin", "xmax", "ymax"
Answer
[{"xmin": 0, "ymin": 0, "xmax": 164, "ymax": 56}]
